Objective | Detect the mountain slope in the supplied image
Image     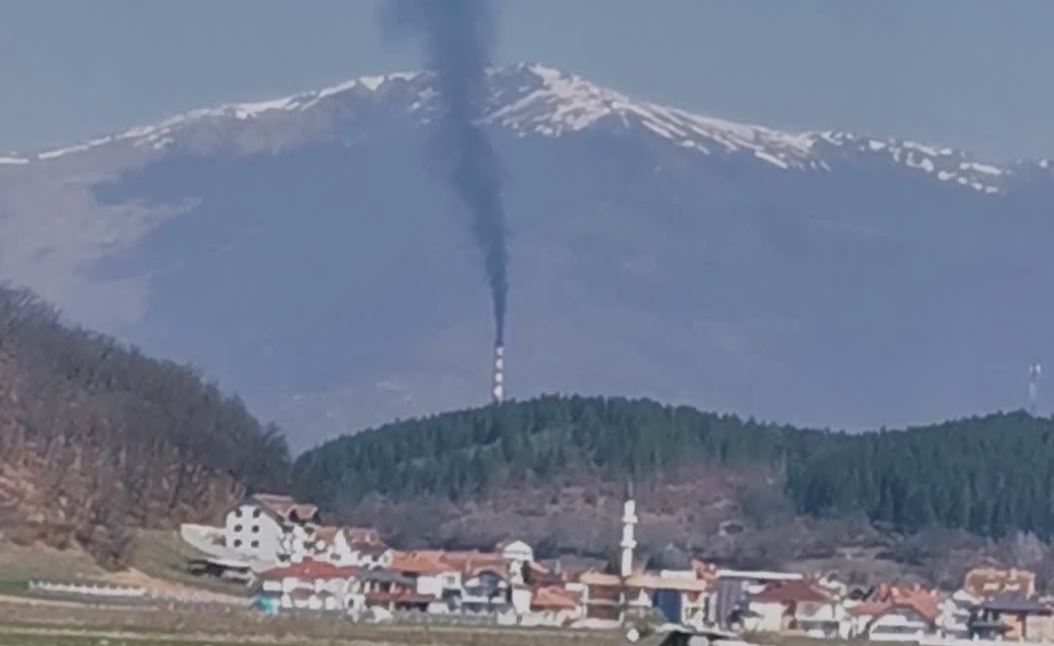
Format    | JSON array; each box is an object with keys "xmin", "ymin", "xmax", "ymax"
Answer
[
  {"xmin": 0, "ymin": 286, "xmax": 289, "ymax": 566},
  {"xmin": 1, "ymin": 64, "xmax": 1053, "ymax": 446}
]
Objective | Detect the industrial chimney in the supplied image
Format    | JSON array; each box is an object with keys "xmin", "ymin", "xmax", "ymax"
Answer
[{"xmin": 492, "ymin": 345, "xmax": 505, "ymax": 404}]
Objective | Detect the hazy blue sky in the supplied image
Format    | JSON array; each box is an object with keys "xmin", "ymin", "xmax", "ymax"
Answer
[{"xmin": 2, "ymin": 0, "xmax": 1051, "ymax": 159}]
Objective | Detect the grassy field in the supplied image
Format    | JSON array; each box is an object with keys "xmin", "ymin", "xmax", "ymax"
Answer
[
  {"xmin": 0, "ymin": 600, "xmax": 619, "ymax": 646},
  {"xmin": 0, "ymin": 531, "xmax": 249, "ymax": 599},
  {"xmin": 0, "ymin": 541, "xmax": 106, "ymax": 595},
  {"xmin": 0, "ymin": 625, "xmax": 618, "ymax": 646}
]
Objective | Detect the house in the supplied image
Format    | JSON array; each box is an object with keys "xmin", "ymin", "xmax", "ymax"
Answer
[
  {"xmin": 385, "ymin": 542, "xmax": 548, "ymax": 619},
  {"xmin": 358, "ymin": 568, "xmax": 433, "ymax": 613},
  {"xmin": 866, "ymin": 602, "xmax": 938, "ymax": 642},
  {"xmin": 258, "ymin": 557, "xmax": 423, "ymax": 613},
  {"xmin": 844, "ymin": 583, "xmax": 942, "ymax": 641},
  {"xmin": 257, "ymin": 559, "xmax": 359, "ymax": 611},
  {"xmin": 846, "ymin": 601, "xmax": 891, "ymax": 637},
  {"xmin": 391, "ymin": 549, "xmax": 461, "ymax": 608},
  {"xmin": 578, "ymin": 572, "xmax": 633, "ymax": 623},
  {"xmin": 743, "ymin": 580, "xmax": 845, "ymax": 638},
  {"xmin": 937, "ymin": 589, "xmax": 978, "ymax": 638},
  {"xmin": 973, "ymin": 594, "xmax": 1054, "ymax": 642},
  {"xmin": 527, "ymin": 585, "xmax": 584, "ymax": 626},
  {"xmin": 711, "ymin": 569, "xmax": 803, "ymax": 628},
  {"xmin": 964, "ymin": 566, "xmax": 1036, "ymax": 600},
  {"xmin": 223, "ymin": 493, "xmax": 320, "ymax": 563},
  {"xmin": 575, "ymin": 570, "xmax": 710, "ymax": 626},
  {"xmin": 629, "ymin": 573, "xmax": 710, "ymax": 626}
]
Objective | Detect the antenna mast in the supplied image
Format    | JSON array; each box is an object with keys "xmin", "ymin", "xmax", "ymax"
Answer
[{"xmin": 1029, "ymin": 362, "xmax": 1042, "ymax": 415}]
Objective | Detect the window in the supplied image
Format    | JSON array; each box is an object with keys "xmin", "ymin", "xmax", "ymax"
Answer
[
  {"xmin": 251, "ymin": 540, "xmax": 259, "ymax": 548},
  {"xmin": 233, "ymin": 539, "xmax": 242, "ymax": 548},
  {"xmin": 252, "ymin": 525, "xmax": 260, "ymax": 533},
  {"xmin": 234, "ymin": 524, "xmax": 243, "ymax": 532},
  {"xmin": 252, "ymin": 509, "xmax": 262, "ymax": 518}
]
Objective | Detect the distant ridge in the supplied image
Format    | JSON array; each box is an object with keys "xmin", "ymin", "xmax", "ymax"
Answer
[{"xmin": 293, "ymin": 395, "xmax": 1054, "ymax": 542}]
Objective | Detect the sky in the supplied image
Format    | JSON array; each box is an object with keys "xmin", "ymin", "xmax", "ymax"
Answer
[{"xmin": 1, "ymin": 0, "xmax": 1052, "ymax": 160}]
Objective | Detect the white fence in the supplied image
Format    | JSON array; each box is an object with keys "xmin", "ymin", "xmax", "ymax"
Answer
[{"xmin": 27, "ymin": 580, "xmax": 147, "ymax": 599}]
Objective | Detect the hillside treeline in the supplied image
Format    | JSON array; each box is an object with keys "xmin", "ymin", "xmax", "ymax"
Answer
[
  {"xmin": 293, "ymin": 394, "xmax": 1054, "ymax": 540},
  {"xmin": 0, "ymin": 286, "xmax": 289, "ymax": 565}
]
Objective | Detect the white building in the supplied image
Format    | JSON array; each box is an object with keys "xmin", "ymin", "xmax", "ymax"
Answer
[
  {"xmin": 867, "ymin": 604, "xmax": 938, "ymax": 642},
  {"xmin": 223, "ymin": 493, "xmax": 320, "ymax": 564},
  {"xmin": 743, "ymin": 580, "xmax": 847, "ymax": 638}
]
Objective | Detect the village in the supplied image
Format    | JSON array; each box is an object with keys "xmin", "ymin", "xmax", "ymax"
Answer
[{"xmin": 177, "ymin": 490, "xmax": 1054, "ymax": 643}]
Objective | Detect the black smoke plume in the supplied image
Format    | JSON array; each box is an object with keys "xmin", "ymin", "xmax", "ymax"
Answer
[{"xmin": 383, "ymin": 0, "xmax": 508, "ymax": 346}]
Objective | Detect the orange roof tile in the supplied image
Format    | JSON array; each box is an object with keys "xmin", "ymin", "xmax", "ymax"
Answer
[
  {"xmin": 390, "ymin": 550, "xmax": 452, "ymax": 575},
  {"xmin": 752, "ymin": 580, "xmax": 830, "ymax": 604},
  {"xmin": 532, "ymin": 586, "xmax": 580, "ymax": 611},
  {"xmin": 847, "ymin": 602, "xmax": 890, "ymax": 618},
  {"xmin": 259, "ymin": 559, "xmax": 360, "ymax": 580}
]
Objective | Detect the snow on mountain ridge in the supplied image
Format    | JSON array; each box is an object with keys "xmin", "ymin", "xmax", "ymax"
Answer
[{"xmin": 13, "ymin": 63, "xmax": 1040, "ymax": 194}]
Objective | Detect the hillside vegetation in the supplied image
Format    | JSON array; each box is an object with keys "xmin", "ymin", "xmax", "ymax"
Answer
[
  {"xmin": 294, "ymin": 395, "xmax": 1054, "ymax": 543},
  {"xmin": 0, "ymin": 286, "xmax": 289, "ymax": 566}
]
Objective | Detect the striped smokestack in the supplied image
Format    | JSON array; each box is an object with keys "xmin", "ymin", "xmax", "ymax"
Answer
[{"xmin": 492, "ymin": 344, "xmax": 505, "ymax": 404}]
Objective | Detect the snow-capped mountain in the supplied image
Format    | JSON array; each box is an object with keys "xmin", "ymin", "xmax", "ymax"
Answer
[
  {"xmin": 10, "ymin": 64, "xmax": 1049, "ymax": 191},
  {"xmin": 1, "ymin": 64, "xmax": 1052, "ymax": 446}
]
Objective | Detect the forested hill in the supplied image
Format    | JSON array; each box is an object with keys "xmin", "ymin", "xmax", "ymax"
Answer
[
  {"xmin": 293, "ymin": 395, "xmax": 1054, "ymax": 541},
  {"xmin": 0, "ymin": 286, "xmax": 289, "ymax": 566}
]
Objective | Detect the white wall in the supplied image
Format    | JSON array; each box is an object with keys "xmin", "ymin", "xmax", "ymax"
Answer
[
  {"xmin": 225, "ymin": 504, "xmax": 284, "ymax": 563},
  {"xmin": 745, "ymin": 601, "xmax": 786, "ymax": 632},
  {"xmin": 869, "ymin": 611, "xmax": 933, "ymax": 642}
]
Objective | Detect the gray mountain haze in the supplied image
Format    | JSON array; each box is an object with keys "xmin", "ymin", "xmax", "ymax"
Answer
[{"xmin": 1, "ymin": 63, "xmax": 1052, "ymax": 448}]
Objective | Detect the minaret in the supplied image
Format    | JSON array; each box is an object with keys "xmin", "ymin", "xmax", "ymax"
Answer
[
  {"xmin": 620, "ymin": 482, "xmax": 638, "ymax": 578},
  {"xmin": 492, "ymin": 345, "xmax": 505, "ymax": 404},
  {"xmin": 618, "ymin": 481, "xmax": 639, "ymax": 625}
]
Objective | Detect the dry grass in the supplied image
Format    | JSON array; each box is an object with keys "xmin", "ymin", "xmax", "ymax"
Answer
[
  {"xmin": 0, "ymin": 541, "xmax": 106, "ymax": 594},
  {"xmin": 0, "ymin": 601, "xmax": 618, "ymax": 646},
  {"xmin": 123, "ymin": 529, "xmax": 250, "ymax": 598}
]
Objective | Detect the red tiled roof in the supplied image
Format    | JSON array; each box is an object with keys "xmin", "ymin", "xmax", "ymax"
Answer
[
  {"xmin": 847, "ymin": 602, "xmax": 890, "ymax": 618},
  {"xmin": 252, "ymin": 493, "xmax": 318, "ymax": 522},
  {"xmin": 879, "ymin": 601, "xmax": 940, "ymax": 625},
  {"xmin": 869, "ymin": 583, "xmax": 940, "ymax": 623},
  {"xmin": 532, "ymin": 586, "xmax": 580, "ymax": 611},
  {"xmin": 441, "ymin": 550, "xmax": 507, "ymax": 576},
  {"xmin": 351, "ymin": 543, "xmax": 391, "ymax": 557},
  {"xmin": 259, "ymin": 559, "xmax": 360, "ymax": 580},
  {"xmin": 753, "ymin": 580, "xmax": 830, "ymax": 604},
  {"xmin": 391, "ymin": 550, "xmax": 451, "ymax": 575}
]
